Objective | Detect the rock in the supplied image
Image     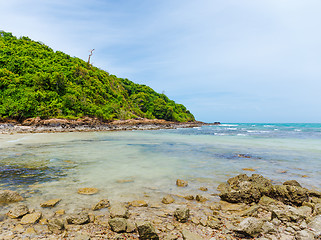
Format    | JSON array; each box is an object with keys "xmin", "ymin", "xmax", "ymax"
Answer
[
  {"xmin": 261, "ymin": 221, "xmax": 275, "ymax": 233},
  {"xmin": 242, "ymin": 168, "xmax": 256, "ymax": 171},
  {"xmin": 162, "ymin": 195, "xmax": 175, "ymax": 204},
  {"xmin": 77, "ymin": 187, "xmax": 99, "ymax": 195},
  {"xmin": 66, "ymin": 212, "xmax": 90, "ymax": 225},
  {"xmin": 307, "ymin": 215, "xmax": 321, "ymax": 237},
  {"xmin": 129, "ymin": 200, "xmax": 148, "ymax": 207},
  {"xmin": 40, "ymin": 198, "xmax": 61, "ymax": 208},
  {"xmin": 259, "ymin": 195, "xmax": 277, "ymax": 205},
  {"xmin": 271, "ymin": 205, "xmax": 312, "ymax": 222},
  {"xmin": 25, "ymin": 226, "xmax": 36, "ymax": 235},
  {"xmin": 283, "ymin": 180, "xmax": 302, "ymax": 187},
  {"xmin": 136, "ymin": 221, "xmax": 159, "ymax": 240},
  {"xmin": 55, "ymin": 209, "xmax": 65, "ymax": 215},
  {"xmin": 110, "ymin": 203, "xmax": 129, "ymax": 219},
  {"xmin": 181, "ymin": 229, "xmax": 204, "ymax": 240},
  {"xmin": 126, "ymin": 219, "xmax": 136, "ymax": 233},
  {"xmin": 176, "ymin": 179, "xmax": 188, "ymax": 187},
  {"xmin": 295, "ymin": 230, "xmax": 314, "ymax": 240},
  {"xmin": 219, "ymin": 174, "xmax": 272, "ymax": 204},
  {"xmin": 174, "ymin": 207, "xmax": 190, "ymax": 223},
  {"xmin": 315, "ymin": 203, "xmax": 321, "ymax": 215},
  {"xmin": 207, "ymin": 219, "xmax": 222, "ymax": 229},
  {"xmin": 13, "ymin": 224, "xmax": 25, "ymax": 233},
  {"xmin": 108, "ymin": 217, "xmax": 127, "ymax": 233},
  {"xmin": 308, "ymin": 189, "xmax": 321, "ymax": 198},
  {"xmin": 199, "ymin": 187, "xmax": 208, "ymax": 191},
  {"xmin": 48, "ymin": 217, "xmax": 64, "ymax": 233},
  {"xmin": 7, "ymin": 204, "xmax": 29, "ymax": 218},
  {"xmin": 74, "ymin": 233, "xmax": 91, "ymax": 240},
  {"xmin": 184, "ymin": 195, "xmax": 194, "ymax": 200},
  {"xmin": 0, "ymin": 190, "xmax": 24, "ymax": 203},
  {"xmin": 270, "ymin": 185, "xmax": 309, "ymax": 206},
  {"xmin": 195, "ymin": 195, "xmax": 207, "ymax": 202},
  {"xmin": 92, "ymin": 199, "xmax": 110, "ymax": 210},
  {"xmin": 235, "ymin": 217, "xmax": 264, "ymax": 237},
  {"xmin": 20, "ymin": 212, "xmax": 42, "ymax": 224}
]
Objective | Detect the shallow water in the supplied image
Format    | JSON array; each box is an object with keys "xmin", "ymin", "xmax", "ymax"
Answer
[{"xmin": 0, "ymin": 123, "xmax": 320, "ymax": 212}]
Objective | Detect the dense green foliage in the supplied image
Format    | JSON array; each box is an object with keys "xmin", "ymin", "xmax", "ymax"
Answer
[{"xmin": 0, "ymin": 31, "xmax": 194, "ymax": 122}]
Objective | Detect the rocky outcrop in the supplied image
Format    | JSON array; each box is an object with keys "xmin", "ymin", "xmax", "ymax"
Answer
[{"xmin": 219, "ymin": 174, "xmax": 311, "ymax": 206}]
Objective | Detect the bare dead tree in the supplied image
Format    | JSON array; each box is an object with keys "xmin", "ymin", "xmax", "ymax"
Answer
[{"xmin": 87, "ymin": 49, "xmax": 95, "ymax": 66}]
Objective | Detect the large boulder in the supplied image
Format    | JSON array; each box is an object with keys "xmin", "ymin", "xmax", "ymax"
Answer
[
  {"xmin": 0, "ymin": 190, "xmax": 24, "ymax": 204},
  {"xmin": 219, "ymin": 174, "xmax": 310, "ymax": 206},
  {"xmin": 219, "ymin": 174, "xmax": 272, "ymax": 204}
]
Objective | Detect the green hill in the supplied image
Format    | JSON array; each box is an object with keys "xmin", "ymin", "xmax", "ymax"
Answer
[{"xmin": 0, "ymin": 31, "xmax": 195, "ymax": 122}]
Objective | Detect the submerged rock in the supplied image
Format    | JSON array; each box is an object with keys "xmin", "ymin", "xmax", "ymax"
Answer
[
  {"xmin": 7, "ymin": 204, "xmax": 29, "ymax": 219},
  {"xmin": 20, "ymin": 212, "xmax": 42, "ymax": 224},
  {"xmin": 129, "ymin": 200, "xmax": 148, "ymax": 207},
  {"xmin": 77, "ymin": 187, "xmax": 99, "ymax": 195},
  {"xmin": 0, "ymin": 190, "xmax": 24, "ymax": 203},
  {"xmin": 136, "ymin": 221, "xmax": 159, "ymax": 240},
  {"xmin": 162, "ymin": 195, "xmax": 175, "ymax": 204},
  {"xmin": 40, "ymin": 198, "xmax": 61, "ymax": 208},
  {"xmin": 92, "ymin": 199, "xmax": 110, "ymax": 210},
  {"xmin": 176, "ymin": 179, "xmax": 188, "ymax": 187}
]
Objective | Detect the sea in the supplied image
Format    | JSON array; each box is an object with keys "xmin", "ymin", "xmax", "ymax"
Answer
[{"xmin": 0, "ymin": 123, "xmax": 320, "ymax": 212}]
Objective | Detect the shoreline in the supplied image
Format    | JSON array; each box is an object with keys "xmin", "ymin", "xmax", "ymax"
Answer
[
  {"xmin": 0, "ymin": 117, "xmax": 219, "ymax": 134},
  {"xmin": 0, "ymin": 174, "xmax": 320, "ymax": 239}
]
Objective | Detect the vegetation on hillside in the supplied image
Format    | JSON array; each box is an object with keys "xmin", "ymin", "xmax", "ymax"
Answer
[{"xmin": 0, "ymin": 31, "xmax": 195, "ymax": 122}]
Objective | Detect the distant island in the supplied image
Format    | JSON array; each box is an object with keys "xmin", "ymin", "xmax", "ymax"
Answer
[{"xmin": 0, "ymin": 31, "xmax": 195, "ymax": 124}]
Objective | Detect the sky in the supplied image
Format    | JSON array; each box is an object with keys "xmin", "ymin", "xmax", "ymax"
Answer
[{"xmin": 1, "ymin": 0, "xmax": 321, "ymax": 123}]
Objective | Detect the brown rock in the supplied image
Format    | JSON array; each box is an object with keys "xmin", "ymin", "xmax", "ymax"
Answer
[
  {"xmin": 162, "ymin": 195, "xmax": 175, "ymax": 204},
  {"xmin": 199, "ymin": 187, "xmax": 208, "ymax": 191},
  {"xmin": 40, "ymin": 198, "xmax": 61, "ymax": 208},
  {"xmin": 0, "ymin": 190, "xmax": 24, "ymax": 203},
  {"xmin": 66, "ymin": 212, "xmax": 90, "ymax": 225},
  {"xmin": 77, "ymin": 187, "xmax": 99, "ymax": 195},
  {"xmin": 136, "ymin": 221, "xmax": 159, "ymax": 240},
  {"xmin": 55, "ymin": 209, "xmax": 65, "ymax": 215},
  {"xmin": 109, "ymin": 217, "xmax": 127, "ymax": 233},
  {"xmin": 176, "ymin": 179, "xmax": 188, "ymax": 187},
  {"xmin": 184, "ymin": 195, "xmax": 194, "ymax": 200},
  {"xmin": 7, "ymin": 204, "xmax": 29, "ymax": 219},
  {"xmin": 129, "ymin": 200, "xmax": 148, "ymax": 207},
  {"xmin": 110, "ymin": 203, "xmax": 129, "ymax": 219},
  {"xmin": 174, "ymin": 207, "xmax": 190, "ymax": 223},
  {"xmin": 48, "ymin": 218, "xmax": 64, "ymax": 233},
  {"xmin": 195, "ymin": 195, "xmax": 207, "ymax": 202},
  {"xmin": 92, "ymin": 199, "xmax": 110, "ymax": 210},
  {"xmin": 20, "ymin": 212, "xmax": 42, "ymax": 224},
  {"xmin": 283, "ymin": 180, "xmax": 302, "ymax": 187},
  {"xmin": 242, "ymin": 168, "xmax": 256, "ymax": 172}
]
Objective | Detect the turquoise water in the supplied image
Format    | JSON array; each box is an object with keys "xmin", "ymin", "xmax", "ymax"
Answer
[{"xmin": 0, "ymin": 123, "xmax": 320, "ymax": 211}]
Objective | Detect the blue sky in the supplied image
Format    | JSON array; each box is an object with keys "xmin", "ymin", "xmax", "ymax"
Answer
[{"xmin": 1, "ymin": 0, "xmax": 321, "ymax": 123}]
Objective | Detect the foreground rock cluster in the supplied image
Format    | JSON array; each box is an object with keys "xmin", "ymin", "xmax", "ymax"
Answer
[{"xmin": 0, "ymin": 174, "xmax": 320, "ymax": 239}]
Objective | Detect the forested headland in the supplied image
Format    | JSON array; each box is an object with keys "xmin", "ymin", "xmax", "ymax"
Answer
[{"xmin": 0, "ymin": 31, "xmax": 195, "ymax": 123}]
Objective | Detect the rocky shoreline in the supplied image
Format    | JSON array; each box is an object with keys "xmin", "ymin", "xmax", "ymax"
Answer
[
  {"xmin": 0, "ymin": 174, "xmax": 320, "ymax": 239},
  {"xmin": 0, "ymin": 117, "xmax": 218, "ymax": 134}
]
